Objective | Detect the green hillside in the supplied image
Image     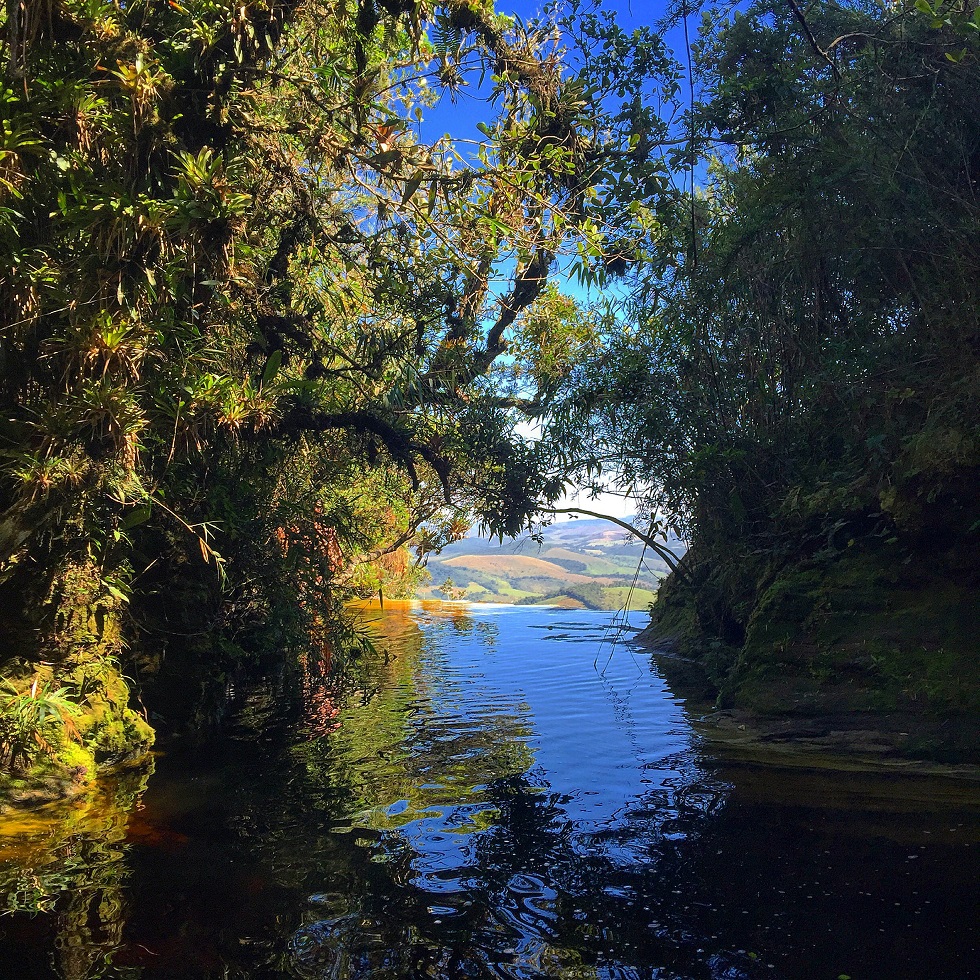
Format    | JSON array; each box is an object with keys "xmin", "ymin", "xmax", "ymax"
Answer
[{"xmin": 415, "ymin": 519, "xmax": 685, "ymax": 611}]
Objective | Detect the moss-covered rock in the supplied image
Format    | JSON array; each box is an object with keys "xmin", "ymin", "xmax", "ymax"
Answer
[
  {"xmin": 644, "ymin": 534, "xmax": 980, "ymax": 764},
  {"xmin": 735, "ymin": 543, "xmax": 980, "ymax": 714},
  {"xmin": 0, "ymin": 560, "xmax": 154, "ymax": 811}
]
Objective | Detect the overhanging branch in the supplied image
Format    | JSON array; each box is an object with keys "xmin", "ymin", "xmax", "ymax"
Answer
[
  {"xmin": 278, "ymin": 404, "xmax": 453, "ymax": 501},
  {"xmin": 541, "ymin": 506, "xmax": 689, "ymax": 583}
]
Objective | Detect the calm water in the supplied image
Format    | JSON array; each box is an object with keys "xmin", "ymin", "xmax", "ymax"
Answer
[{"xmin": 1, "ymin": 603, "xmax": 978, "ymax": 980}]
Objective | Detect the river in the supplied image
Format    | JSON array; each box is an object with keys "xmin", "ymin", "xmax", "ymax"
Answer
[{"xmin": 0, "ymin": 603, "xmax": 978, "ymax": 979}]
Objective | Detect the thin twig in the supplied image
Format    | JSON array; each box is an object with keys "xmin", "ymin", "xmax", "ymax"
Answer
[{"xmin": 785, "ymin": 0, "xmax": 841, "ymax": 81}]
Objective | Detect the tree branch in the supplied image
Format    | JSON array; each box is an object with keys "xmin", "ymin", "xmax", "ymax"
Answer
[
  {"xmin": 277, "ymin": 404, "xmax": 454, "ymax": 501},
  {"xmin": 540, "ymin": 507, "xmax": 689, "ymax": 582},
  {"xmin": 785, "ymin": 0, "xmax": 841, "ymax": 81}
]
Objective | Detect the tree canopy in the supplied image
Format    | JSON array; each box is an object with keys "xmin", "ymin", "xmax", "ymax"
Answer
[{"xmin": 0, "ymin": 0, "xmax": 679, "ymax": 776}]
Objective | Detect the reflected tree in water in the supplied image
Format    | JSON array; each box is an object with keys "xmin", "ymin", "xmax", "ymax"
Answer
[{"xmin": 0, "ymin": 766, "xmax": 152, "ymax": 979}]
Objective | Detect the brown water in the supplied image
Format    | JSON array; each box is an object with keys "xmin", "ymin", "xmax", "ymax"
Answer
[{"xmin": 1, "ymin": 602, "xmax": 978, "ymax": 979}]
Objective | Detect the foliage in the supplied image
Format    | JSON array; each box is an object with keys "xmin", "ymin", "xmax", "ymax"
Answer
[
  {"xmin": 0, "ymin": 0, "xmax": 678, "ymax": 774},
  {"xmin": 543, "ymin": 0, "xmax": 980, "ymax": 714},
  {"xmin": 0, "ymin": 677, "xmax": 81, "ymax": 769}
]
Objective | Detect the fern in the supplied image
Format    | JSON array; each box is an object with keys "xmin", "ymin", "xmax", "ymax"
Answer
[
  {"xmin": 0, "ymin": 679, "xmax": 82, "ymax": 769},
  {"xmin": 432, "ymin": 20, "xmax": 464, "ymax": 56}
]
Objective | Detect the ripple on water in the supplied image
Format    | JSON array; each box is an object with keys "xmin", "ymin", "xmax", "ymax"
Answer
[{"xmin": 1, "ymin": 606, "xmax": 979, "ymax": 980}]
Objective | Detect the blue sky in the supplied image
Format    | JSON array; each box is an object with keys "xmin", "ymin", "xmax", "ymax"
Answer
[{"xmin": 413, "ymin": 1, "xmax": 691, "ymax": 526}]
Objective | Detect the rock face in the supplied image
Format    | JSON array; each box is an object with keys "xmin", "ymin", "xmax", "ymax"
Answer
[
  {"xmin": 643, "ymin": 536, "xmax": 980, "ymax": 765},
  {"xmin": 0, "ymin": 560, "xmax": 154, "ymax": 812}
]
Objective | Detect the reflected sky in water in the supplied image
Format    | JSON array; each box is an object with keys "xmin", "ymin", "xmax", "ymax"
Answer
[{"xmin": 1, "ymin": 603, "xmax": 978, "ymax": 980}]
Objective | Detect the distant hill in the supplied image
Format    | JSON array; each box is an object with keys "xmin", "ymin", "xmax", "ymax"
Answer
[
  {"xmin": 442, "ymin": 553, "xmax": 604, "ymax": 584},
  {"xmin": 415, "ymin": 518, "xmax": 686, "ymax": 611}
]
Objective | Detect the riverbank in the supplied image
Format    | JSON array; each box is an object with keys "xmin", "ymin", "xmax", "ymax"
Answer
[{"xmin": 635, "ymin": 622, "xmax": 980, "ymax": 782}]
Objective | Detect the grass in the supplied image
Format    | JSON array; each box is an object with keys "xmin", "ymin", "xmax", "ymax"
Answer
[
  {"xmin": 541, "ymin": 547, "xmax": 625, "ymax": 575},
  {"xmin": 442, "ymin": 554, "xmax": 602, "ymax": 584},
  {"xmin": 602, "ymin": 586, "xmax": 659, "ymax": 611}
]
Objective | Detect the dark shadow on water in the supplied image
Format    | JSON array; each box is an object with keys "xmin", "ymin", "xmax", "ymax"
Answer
[{"xmin": 1, "ymin": 605, "xmax": 978, "ymax": 979}]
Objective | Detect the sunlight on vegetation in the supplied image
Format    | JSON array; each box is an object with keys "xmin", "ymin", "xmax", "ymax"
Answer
[{"xmin": 1, "ymin": 0, "xmax": 978, "ymax": 793}]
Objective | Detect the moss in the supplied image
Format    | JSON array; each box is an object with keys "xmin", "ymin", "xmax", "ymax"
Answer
[
  {"xmin": 56, "ymin": 742, "xmax": 97, "ymax": 785},
  {"xmin": 36, "ymin": 561, "xmax": 123, "ymax": 663},
  {"xmin": 0, "ymin": 739, "xmax": 98, "ymax": 812},
  {"xmin": 643, "ymin": 572, "xmax": 699, "ymax": 650},
  {"xmin": 85, "ymin": 709, "xmax": 154, "ymax": 765},
  {"xmin": 1, "ymin": 560, "xmax": 155, "ymax": 806},
  {"xmin": 72, "ymin": 669, "xmax": 155, "ymax": 766},
  {"xmin": 742, "ymin": 552, "xmax": 977, "ymax": 736},
  {"xmin": 654, "ymin": 529, "xmax": 980, "ymax": 761}
]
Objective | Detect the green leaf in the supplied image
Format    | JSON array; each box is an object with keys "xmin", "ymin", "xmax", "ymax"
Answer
[
  {"xmin": 104, "ymin": 583, "xmax": 130, "ymax": 603},
  {"xmin": 401, "ymin": 172, "xmax": 424, "ymax": 205},
  {"xmin": 120, "ymin": 505, "xmax": 152, "ymax": 530},
  {"xmin": 261, "ymin": 349, "xmax": 283, "ymax": 387}
]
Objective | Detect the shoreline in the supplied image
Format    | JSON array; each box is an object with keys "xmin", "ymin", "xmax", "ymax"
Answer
[{"xmin": 637, "ymin": 625, "xmax": 980, "ymax": 780}]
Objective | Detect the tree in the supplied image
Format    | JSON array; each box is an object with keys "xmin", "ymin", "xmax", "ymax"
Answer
[
  {"xmin": 0, "ymin": 0, "xmax": 676, "ymax": 788},
  {"xmin": 545, "ymin": 0, "xmax": 980, "ymax": 724}
]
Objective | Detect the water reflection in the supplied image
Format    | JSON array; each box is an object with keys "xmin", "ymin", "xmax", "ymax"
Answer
[
  {"xmin": 0, "ymin": 603, "xmax": 978, "ymax": 980},
  {"xmin": 0, "ymin": 765, "xmax": 153, "ymax": 980}
]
